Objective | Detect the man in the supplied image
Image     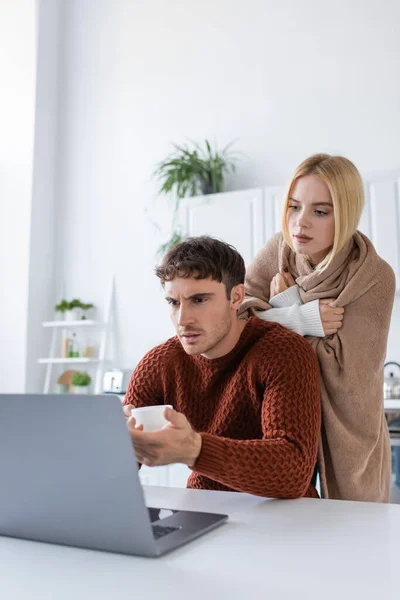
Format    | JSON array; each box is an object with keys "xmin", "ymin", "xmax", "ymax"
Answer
[{"xmin": 124, "ymin": 236, "xmax": 321, "ymax": 498}]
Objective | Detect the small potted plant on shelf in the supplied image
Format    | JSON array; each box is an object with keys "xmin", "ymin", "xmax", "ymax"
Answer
[
  {"xmin": 71, "ymin": 371, "xmax": 92, "ymax": 394},
  {"xmin": 55, "ymin": 299, "xmax": 95, "ymax": 321},
  {"xmin": 80, "ymin": 302, "xmax": 95, "ymax": 320}
]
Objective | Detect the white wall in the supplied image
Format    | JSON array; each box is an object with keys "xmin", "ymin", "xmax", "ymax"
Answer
[
  {"xmin": 0, "ymin": 1, "xmax": 36, "ymax": 392},
  {"xmin": 25, "ymin": 0, "xmax": 63, "ymax": 392},
  {"xmin": 50, "ymin": 0, "xmax": 400, "ymax": 376}
]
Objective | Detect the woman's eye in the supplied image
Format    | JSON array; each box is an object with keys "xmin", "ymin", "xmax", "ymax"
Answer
[
  {"xmin": 288, "ymin": 204, "xmax": 299, "ymax": 211},
  {"xmin": 314, "ymin": 210, "xmax": 328, "ymax": 216}
]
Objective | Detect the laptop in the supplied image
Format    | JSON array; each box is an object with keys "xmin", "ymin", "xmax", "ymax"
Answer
[{"xmin": 0, "ymin": 394, "xmax": 227, "ymax": 557}]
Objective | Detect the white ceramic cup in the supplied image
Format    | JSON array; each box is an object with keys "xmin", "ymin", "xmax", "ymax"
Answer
[{"xmin": 130, "ymin": 405, "xmax": 173, "ymax": 432}]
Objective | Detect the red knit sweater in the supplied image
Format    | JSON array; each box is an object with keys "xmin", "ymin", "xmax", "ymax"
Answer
[{"xmin": 124, "ymin": 317, "xmax": 321, "ymax": 499}]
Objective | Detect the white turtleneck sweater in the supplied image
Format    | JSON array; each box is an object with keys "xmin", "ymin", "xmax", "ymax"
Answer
[{"xmin": 254, "ymin": 285, "xmax": 325, "ymax": 337}]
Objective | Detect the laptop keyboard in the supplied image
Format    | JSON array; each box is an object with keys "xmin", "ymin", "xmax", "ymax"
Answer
[{"xmin": 152, "ymin": 524, "xmax": 179, "ymax": 540}]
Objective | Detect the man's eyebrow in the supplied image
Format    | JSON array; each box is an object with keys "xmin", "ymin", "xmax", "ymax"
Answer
[
  {"xmin": 164, "ymin": 293, "xmax": 215, "ymax": 301},
  {"xmin": 289, "ymin": 197, "xmax": 333, "ymax": 207},
  {"xmin": 187, "ymin": 293, "xmax": 215, "ymax": 300}
]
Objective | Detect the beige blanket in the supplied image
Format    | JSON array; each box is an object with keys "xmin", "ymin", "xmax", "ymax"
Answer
[{"xmin": 241, "ymin": 231, "xmax": 395, "ymax": 501}]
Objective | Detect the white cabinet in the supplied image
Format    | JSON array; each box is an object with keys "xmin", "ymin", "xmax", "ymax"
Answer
[
  {"xmin": 179, "ymin": 188, "xmax": 264, "ymax": 266},
  {"xmin": 360, "ymin": 174, "xmax": 400, "ymax": 288},
  {"xmin": 178, "ymin": 185, "xmax": 284, "ymax": 264},
  {"xmin": 179, "ymin": 172, "xmax": 400, "ymax": 291},
  {"xmin": 262, "ymin": 185, "xmax": 286, "ymax": 241}
]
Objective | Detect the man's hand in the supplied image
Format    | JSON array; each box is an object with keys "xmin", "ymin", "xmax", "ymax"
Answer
[
  {"xmin": 270, "ymin": 270, "xmax": 296, "ymax": 299},
  {"xmin": 123, "ymin": 403, "xmax": 138, "ymax": 422},
  {"xmin": 319, "ymin": 298, "xmax": 344, "ymax": 335},
  {"xmin": 127, "ymin": 407, "xmax": 202, "ymax": 468}
]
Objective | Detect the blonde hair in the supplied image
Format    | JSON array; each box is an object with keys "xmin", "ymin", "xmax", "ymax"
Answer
[{"xmin": 281, "ymin": 153, "xmax": 365, "ymax": 270}]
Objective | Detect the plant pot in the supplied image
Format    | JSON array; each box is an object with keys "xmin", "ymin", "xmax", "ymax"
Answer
[
  {"xmin": 56, "ymin": 383, "xmax": 69, "ymax": 394},
  {"xmin": 81, "ymin": 307, "xmax": 95, "ymax": 321},
  {"xmin": 74, "ymin": 385, "xmax": 89, "ymax": 394},
  {"xmin": 65, "ymin": 308, "xmax": 83, "ymax": 321},
  {"xmin": 198, "ymin": 178, "xmax": 222, "ymax": 196},
  {"xmin": 199, "ymin": 180, "xmax": 213, "ymax": 195}
]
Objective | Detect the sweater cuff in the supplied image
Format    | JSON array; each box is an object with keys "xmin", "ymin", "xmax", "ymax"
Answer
[
  {"xmin": 269, "ymin": 285, "xmax": 302, "ymax": 307},
  {"xmin": 192, "ymin": 433, "xmax": 226, "ymax": 477},
  {"xmin": 300, "ymin": 299, "xmax": 325, "ymax": 337}
]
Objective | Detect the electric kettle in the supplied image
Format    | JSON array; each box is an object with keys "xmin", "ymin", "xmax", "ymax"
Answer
[{"xmin": 383, "ymin": 362, "xmax": 400, "ymax": 399}]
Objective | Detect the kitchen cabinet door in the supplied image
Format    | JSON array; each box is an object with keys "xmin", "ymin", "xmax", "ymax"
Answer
[
  {"xmin": 361, "ymin": 173, "xmax": 400, "ymax": 290},
  {"xmin": 262, "ymin": 186, "xmax": 286, "ymax": 241},
  {"xmin": 178, "ymin": 188, "xmax": 264, "ymax": 266},
  {"xmin": 177, "ymin": 174, "xmax": 400, "ymax": 291}
]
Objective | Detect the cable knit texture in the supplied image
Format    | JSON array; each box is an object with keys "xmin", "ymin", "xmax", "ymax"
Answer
[
  {"xmin": 269, "ymin": 285, "xmax": 303, "ymax": 307},
  {"xmin": 124, "ymin": 317, "xmax": 321, "ymax": 499}
]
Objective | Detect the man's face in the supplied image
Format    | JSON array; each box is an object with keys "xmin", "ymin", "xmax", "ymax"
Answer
[{"xmin": 164, "ymin": 276, "xmax": 240, "ymax": 359}]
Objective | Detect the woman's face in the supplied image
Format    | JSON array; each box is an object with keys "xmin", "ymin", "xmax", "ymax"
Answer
[{"xmin": 286, "ymin": 174, "xmax": 335, "ymax": 265}]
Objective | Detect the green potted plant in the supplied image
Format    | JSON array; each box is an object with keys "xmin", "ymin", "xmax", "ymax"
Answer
[
  {"xmin": 67, "ymin": 298, "xmax": 83, "ymax": 321},
  {"xmin": 80, "ymin": 302, "xmax": 95, "ymax": 320},
  {"xmin": 71, "ymin": 371, "xmax": 92, "ymax": 394},
  {"xmin": 153, "ymin": 139, "xmax": 238, "ymax": 255},
  {"xmin": 55, "ymin": 299, "xmax": 95, "ymax": 321},
  {"xmin": 55, "ymin": 299, "xmax": 69, "ymax": 315},
  {"xmin": 154, "ymin": 139, "xmax": 237, "ymax": 198}
]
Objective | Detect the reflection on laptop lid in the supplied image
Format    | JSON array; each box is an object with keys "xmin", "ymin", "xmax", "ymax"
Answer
[{"xmin": 0, "ymin": 394, "xmax": 227, "ymax": 557}]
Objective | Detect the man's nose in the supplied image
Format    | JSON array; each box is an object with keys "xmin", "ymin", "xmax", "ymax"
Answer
[{"xmin": 177, "ymin": 305, "xmax": 194, "ymax": 327}]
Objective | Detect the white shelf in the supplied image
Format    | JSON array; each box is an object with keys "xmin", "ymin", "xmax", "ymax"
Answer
[
  {"xmin": 37, "ymin": 358, "xmax": 100, "ymax": 364},
  {"xmin": 40, "ymin": 276, "xmax": 115, "ymax": 393},
  {"xmin": 42, "ymin": 320, "xmax": 105, "ymax": 328}
]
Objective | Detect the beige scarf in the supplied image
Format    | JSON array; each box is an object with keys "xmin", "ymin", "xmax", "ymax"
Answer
[{"xmin": 241, "ymin": 231, "xmax": 395, "ymax": 502}]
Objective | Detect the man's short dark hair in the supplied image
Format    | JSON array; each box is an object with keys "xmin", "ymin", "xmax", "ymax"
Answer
[{"xmin": 155, "ymin": 236, "xmax": 245, "ymax": 299}]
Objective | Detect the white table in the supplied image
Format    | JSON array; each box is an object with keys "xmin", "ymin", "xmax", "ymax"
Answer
[{"xmin": 1, "ymin": 486, "xmax": 399, "ymax": 600}]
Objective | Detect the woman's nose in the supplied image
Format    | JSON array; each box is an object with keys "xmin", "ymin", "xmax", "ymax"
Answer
[{"xmin": 297, "ymin": 211, "xmax": 310, "ymax": 228}]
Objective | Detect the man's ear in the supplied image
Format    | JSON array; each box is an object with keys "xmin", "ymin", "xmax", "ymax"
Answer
[{"xmin": 230, "ymin": 284, "xmax": 245, "ymax": 310}]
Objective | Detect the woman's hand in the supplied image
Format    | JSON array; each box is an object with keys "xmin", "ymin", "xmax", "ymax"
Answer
[
  {"xmin": 269, "ymin": 270, "xmax": 296, "ymax": 299},
  {"xmin": 319, "ymin": 299, "xmax": 344, "ymax": 335}
]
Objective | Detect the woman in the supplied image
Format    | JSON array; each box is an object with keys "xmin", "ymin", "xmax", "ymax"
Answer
[{"xmin": 240, "ymin": 153, "xmax": 395, "ymax": 502}]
